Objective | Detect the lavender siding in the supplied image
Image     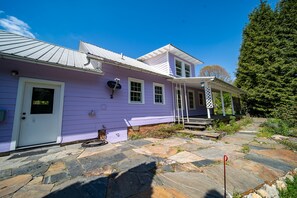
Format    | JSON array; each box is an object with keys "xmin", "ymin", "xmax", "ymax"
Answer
[
  {"xmin": 0, "ymin": 59, "xmax": 174, "ymax": 152},
  {"xmin": 142, "ymin": 53, "xmax": 169, "ymax": 75},
  {"xmin": 0, "ymin": 70, "xmax": 18, "ymax": 152},
  {"xmin": 168, "ymin": 53, "xmax": 195, "ymax": 77}
]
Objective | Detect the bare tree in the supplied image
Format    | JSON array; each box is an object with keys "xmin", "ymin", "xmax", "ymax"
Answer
[{"xmin": 199, "ymin": 65, "xmax": 232, "ymax": 83}]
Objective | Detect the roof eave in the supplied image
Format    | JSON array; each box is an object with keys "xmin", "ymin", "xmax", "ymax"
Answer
[{"xmin": 0, "ymin": 53, "xmax": 104, "ymax": 75}]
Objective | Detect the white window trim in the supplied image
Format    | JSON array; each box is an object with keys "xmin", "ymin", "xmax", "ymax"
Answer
[
  {"xmin": 188, "ymin": 90, "xmax": 196, "ymax": 110},
  {"xmin": 128, "ymin": 77, "xmax": 145, "ymax": 104},
  {"xmin": 198, "ymin": 91, "xmax": 205, "ymax": 106},
  {"xmin": 153, "ymin": 82, "xmax": 165, "ymax": 105},
  {"xmin": 174, "ymin": 57, "xmax": 192, "ymax": 77}
]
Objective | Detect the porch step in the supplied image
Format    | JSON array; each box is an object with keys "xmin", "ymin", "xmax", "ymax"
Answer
[
  {"xmin": 184, "ymin": 125, "xmax": 206, "ymax": 129},
  {"xmin": 184, "ymin": 121, "xmax": 211, "ymax": 125}
]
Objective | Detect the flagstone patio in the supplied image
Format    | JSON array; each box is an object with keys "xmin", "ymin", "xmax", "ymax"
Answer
[{"xmin": 0, "ymin": 118, "xmax": 296, "ymax": 198}]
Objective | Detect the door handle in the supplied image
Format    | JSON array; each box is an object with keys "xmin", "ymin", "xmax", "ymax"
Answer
[{"xmin": 21, "ymin": 116, "xmax": 26, "ymax": 120}]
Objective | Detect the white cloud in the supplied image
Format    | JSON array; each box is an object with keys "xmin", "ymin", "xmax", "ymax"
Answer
[{"xmin": 0, "ymin": 15, "xmax": 35, "ymax": 38}]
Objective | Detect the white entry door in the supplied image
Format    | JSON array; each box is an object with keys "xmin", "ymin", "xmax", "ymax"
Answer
[{"xmin": 18, "ymin": 82, "xmax": 62, "ymax": 147}]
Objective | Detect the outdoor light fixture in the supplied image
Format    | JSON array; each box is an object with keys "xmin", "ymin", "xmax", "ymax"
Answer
[
  {"xmin": 11, "ymin": 70, "xmax": 19, "ymax": 76},
  {"xmin": 107, "ymin": 78, "xmax": 121, "ymax": 99},
  {"xmin": 200, "ymin": 82, "xmax": 205, "ymax": 88}
]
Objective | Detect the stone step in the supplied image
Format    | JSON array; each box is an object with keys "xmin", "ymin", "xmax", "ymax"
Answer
[{"xmin": 184, "ymin": 125, "xmax": 206, "ymax": 129}]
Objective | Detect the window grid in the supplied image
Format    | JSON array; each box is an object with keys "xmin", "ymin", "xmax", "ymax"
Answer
[
  {"xmin": 154, "ymin": 86, "xmax": 163, "ymax": 104},
  {"xmin": 185, "ymin": 64, "xmax": 191, "ymax": 77},
  {"xmin": 188, "ymin": 91, "xmax": 195, "ymax": 109},
  {"xmin": 198, "ymin": 92, "xmax": 204, "ymax": 106},
  {"xmin": 130, "ymin": 81, "xmax": 142, "ymax": 103},
  {"xmin": 175, "ymin": 60, "xmax": 182, "ymax": 76}
]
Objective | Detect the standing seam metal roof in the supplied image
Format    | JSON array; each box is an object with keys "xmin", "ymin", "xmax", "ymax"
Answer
[
  {"xmin": 80, "ymin": 41, "xmax": 172, "ymax": 77},
  {"xmin": 0, "ymin": 30, "xmax": 101, "ymax": 73}
]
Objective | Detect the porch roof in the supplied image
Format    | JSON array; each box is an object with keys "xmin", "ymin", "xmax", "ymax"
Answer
[{"xmin": 170, "ymin": 77, "xmax": 245, "ymax": 96}]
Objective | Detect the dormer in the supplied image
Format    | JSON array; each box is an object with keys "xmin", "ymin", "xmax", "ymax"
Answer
[{"xmin": 138, "ymin": 44, "xmax": 203, "ymax": 78}]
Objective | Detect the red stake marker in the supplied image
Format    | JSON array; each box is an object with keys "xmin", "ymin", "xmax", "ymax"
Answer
[{"xmin": 224, "ymin": 155, "xmax": 228, "ymax": 198}]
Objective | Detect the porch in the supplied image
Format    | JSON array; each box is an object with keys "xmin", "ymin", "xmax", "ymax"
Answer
[{"xmin": 170, "ymin": 77, "xmax": 245, "ymax": 130}]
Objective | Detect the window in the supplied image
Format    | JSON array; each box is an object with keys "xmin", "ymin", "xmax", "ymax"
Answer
[
  {"xmin": 128, "ymin": 78, "xmax": 144, "ymax": 104},
  {"xmin": 188, "ymin": 90, "xmax": 195, "ymax": 110},
  {"xmin": 153, "ymin": 83, "xmax": 165, "ymax": 104},
  {"xmin": 198, "ymin": 92, "xmax": 205, "ymax": 106},
  {"xmin": 185, "ymin": 64, "xmax": 191, "ymax": 77},
  {"xmin": 175, "ymin": 58, "xmax": 192, "ymax": 77},
  {"xmin": 31, "ymin": 87, "xmax": 54, "ymax": 114},
  {"xmin": 175, "ymin": 60, "xmax": 182, "ymax": 76}
]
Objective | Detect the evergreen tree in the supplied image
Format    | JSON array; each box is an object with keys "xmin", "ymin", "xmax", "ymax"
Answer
[
  {"xmin": 272, "ymin": 0, "xmax": 297, "ymax": 126},
  {"xmin": 236, "ymin": 1, "xmax": 276, "ymax": 116}
]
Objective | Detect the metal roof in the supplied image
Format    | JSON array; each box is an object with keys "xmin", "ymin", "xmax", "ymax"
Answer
[
  {"xmin": 170, "ymin": 77, "xmax": 244, "ymax": 95},
  {"xmin": 137, "ymin": 44, "xmax": 203, "ymax": 65},
  {"xmin": 0, "ymin": 30, "xmax": 102, "ymax": 74},
  {"xmin": 79, "ymin": 41, "xmax": 172, "ymax": 78}
]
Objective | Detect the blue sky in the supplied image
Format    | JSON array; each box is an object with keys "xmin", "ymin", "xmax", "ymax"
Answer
[{"xmin": 1, "ymin": 0, "xmax": 278, "ymax": 79}]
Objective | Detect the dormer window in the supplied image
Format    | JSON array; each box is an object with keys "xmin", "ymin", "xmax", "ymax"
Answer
[{"xmin": 175, "ymin": 58, "xmax": 191, "ymax": 77}]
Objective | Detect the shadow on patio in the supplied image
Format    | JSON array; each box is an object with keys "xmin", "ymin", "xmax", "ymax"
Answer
[{"xmin": 44, "ymin": 162, "xmax": 157, "ymax": 198}]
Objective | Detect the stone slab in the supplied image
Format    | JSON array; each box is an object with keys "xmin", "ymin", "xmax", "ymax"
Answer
[
  {"xmin": 79, "ymin": 153, "xmax": 126, "ymax": 172},
  {"xmin": 8, "ymin": 150, "xmax": 48, "ymax": 160},
  {"xmin": 202, "ymin": 165, "xmax": 263, "ymax": 193},
  {"xmin": 169, "ymin": 151, "xmax": 205, "ymax": 163},
  {"xmin": 130, "ymin": 186, "xmax": 188, "ymax": 198},
  {"xmin": 0, "ymin": 174, "xmax": 32, "ymax": 197},
  {"xmin": 65, "ymin": 160, "xmax": 83, "ymax": 178},
  {"xmin": 158, "ymin": 138, "xmax": 187, "ymax": 147},
  {"xmin": 48, "ymin": 176, "xmax": 108, "ymax": 198},
  {"xmin": 12, "ymin": 161, "xmax": 49, "ymax": 177},
  {"xmin": 12, "ymin": 184, "xmax": 54, "ymax": 198},
  {"xmin": 127, "ymin": 139, "xmax": 152, "ymax": 147},
  {"xmin": 133, "ymin": 144, "xmax": 177, "ymax": 158},
  {"xmin": 77, "ymin": 143, "xmax": 115, "ymax": 159},
  {"xmin": 158, "ymin": 172, "xmax": 224, "ymax": 198},
  {"xmin": 245, "ymin": 153, "xmax": 294, "ymax": 172},
  {"xmin": 39, "ymin": 149, "xmax": 83, "ymax": 162},
  {"xmin": 191, "ymin": 159, "xmax": 215, "ymax": 167}
]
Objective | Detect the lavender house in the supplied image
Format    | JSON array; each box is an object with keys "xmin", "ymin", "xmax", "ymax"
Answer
[{"xmin": 0, "ymin": 30, "xmax": 243, "ymax": 153}]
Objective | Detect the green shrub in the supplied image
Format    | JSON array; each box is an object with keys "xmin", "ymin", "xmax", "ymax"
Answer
[
  {"xmin": 260, "ymin": 119, "xmax": 292, "ymax": 136},
  {"xmin": 214, "ymin": 116, "xmax": 251, "ymax": 134},
  {"xmin": 279, "ymin": 175, "xmax": 297, "ymax": 198},
  {"xmin": 279, "ymin": 140, "xmax": 297, "ymax": 151}
]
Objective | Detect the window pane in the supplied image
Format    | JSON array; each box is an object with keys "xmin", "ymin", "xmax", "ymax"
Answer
[
  {"xmin": 185, "ymin": 64, "xmax": 190, "ymax": 77},
  {"xmin": 189, "ymin": 92, "xmax": 194, "ymax": 109},
  {"xmin": 130, "ymin": 81, "xmax": 142, "ymax": 102},
  {"xmin": 199, "ymin": 93, "xmax": 204, "ymax": 105},
  {"xmin": 175, "ymin": 60, "xmax": 182, "ymax": 76},
  {"xmin": 154, "ymin": 85, "xmax": 163, "ymax": 104},
  {"xmin": 31, "ymin": 87, "xmax": 54, "ymax": 114}
]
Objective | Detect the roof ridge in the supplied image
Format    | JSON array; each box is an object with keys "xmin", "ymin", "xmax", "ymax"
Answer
[{"xmin": 80, "ymin": 41, "xmax": 151, "ymax": 66}]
